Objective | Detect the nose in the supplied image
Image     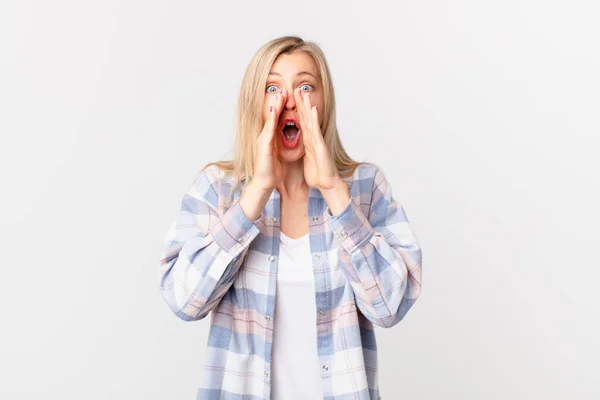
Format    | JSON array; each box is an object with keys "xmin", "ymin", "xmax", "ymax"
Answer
[{"xmin": 283, "ymin": 87, "xmax": 296, "ymax": 111}]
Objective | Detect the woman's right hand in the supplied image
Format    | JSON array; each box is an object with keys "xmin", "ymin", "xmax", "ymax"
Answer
[
  {"xmin": 238, "ymin": 88, "xmax": 286, "ymax": 221},
  {"xmin": 252, "ymin": 88, "xmax": 286, "ymax": 191}
]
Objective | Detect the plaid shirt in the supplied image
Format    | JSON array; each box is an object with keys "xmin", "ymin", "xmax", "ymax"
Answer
[{"xmin": 158, "ymin": 163, "xmax": 423, "ymax": 400}]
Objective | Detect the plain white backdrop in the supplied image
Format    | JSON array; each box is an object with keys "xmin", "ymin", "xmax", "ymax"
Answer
[{"xmin": 1, "ymin": 1, "xmax": 599, "ymax": 399}]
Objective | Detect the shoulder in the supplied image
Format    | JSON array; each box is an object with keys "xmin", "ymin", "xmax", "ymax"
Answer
[
  {"xmin": 187, "ymin": 164, "xmax": 237, "ymax": 208},
  {"xmin": 342, "ymin": 162, "xmax": 387, "ymax": 193}
]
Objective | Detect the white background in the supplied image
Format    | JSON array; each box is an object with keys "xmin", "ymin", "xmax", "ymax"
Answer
[{"xmin": 1, "ymin": 1, "xmax": 599, "ymax": 399}]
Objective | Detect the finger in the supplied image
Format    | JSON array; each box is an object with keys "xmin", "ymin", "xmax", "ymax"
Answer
[
  {"xmin": 273, "ymin": 89, "xmax": 286, "ymax": 141},
  {"xmin": 304, "ymin": 105, "xmax": 318, "ymax": 147},
  {"xmin": 296, "ymin": 89, "xmax": 313, "ymax": 141},
  {"xmin": 294, "ymin": 87, "xmax": 306, "ymax": 121},
  {"xmin": 311, "ymin": 105, "xmax": 320, "ymax": 139},
  {"xmin": 301, "ymin": 114, "xmax": 314, "ymax": 150},
  {"xmin": 301, "ymin": 118, "xmax": 311, "ymax": 149},
  {"xmin": 300, "ymin": 89, "xmax": 314, "ymax": 133},
  {"xmin": 262, "ymin": 106, "xmax": 277, "ymax": 147},
  {"xmin": 302, "ymin": 92, "xmax": 317, "ymax": 139},
  {"xmin": 275, "ymin": 88, "xmax": 287, "ymax": 123},
  {"xmin": 302, "ymin": 89, "xmax": 312, "ymax": 115},
  {"xmin": 265, "ymin": 99, "xmax": 277, "ymax": 139},
  {"xmin": 280, "ymin": 87, "xmax": 287, "ymax": 108},
  {"xmin": 266, "ymin": 91, "xmax": 284, "ymax": 138}
]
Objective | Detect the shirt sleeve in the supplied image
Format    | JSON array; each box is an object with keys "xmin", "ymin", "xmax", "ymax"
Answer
[
  {"xmin": 326, "ymin": 167, "xmax": 423, "ymax": 328},
  {"xmin": 158, "ymin": 166, "xmax": 261, "ymax": 321}
]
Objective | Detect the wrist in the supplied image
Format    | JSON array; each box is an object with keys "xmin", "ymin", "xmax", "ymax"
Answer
[
  {"xmin": 248, "ymin": 179, "xmax": 274, "ymax": 198},
  {"xmin": 239, "ymin": 181, "xmax": 272, "ymax": 221},
  {"xmin": 248, "ymin": 177, "xmax": 275, "ymax": 193},
  {"xmin": 321, "ymin": 178, "xmax": 350, "ymax": 216}
]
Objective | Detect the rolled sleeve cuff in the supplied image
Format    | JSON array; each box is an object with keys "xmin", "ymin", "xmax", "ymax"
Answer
[
  {"xmin": 327, "ymin": 198, "xmax": 374, "ymax": 254},
  {"xmin": 210, "ymin": 199, "xmax": 261, "ymax": 258}
]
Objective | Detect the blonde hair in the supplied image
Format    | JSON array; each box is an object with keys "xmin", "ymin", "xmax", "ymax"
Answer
[{"xmin": 200, "ymin": 36, "xmax": 371, "ymax": 204}]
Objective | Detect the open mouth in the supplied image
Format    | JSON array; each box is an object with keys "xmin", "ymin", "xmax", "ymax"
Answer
[
  {"xmin": 283, "ymin": 121, "xmax": 299, "ymax": 141},
  {"xmin": 280, "ymin": 119, "xmax": 301, "ymax": 148}
]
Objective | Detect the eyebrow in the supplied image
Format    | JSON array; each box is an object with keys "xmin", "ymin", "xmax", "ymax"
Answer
[{"xmin": 268, "ymin": 71, "xmax": 317, "ymax": 80}]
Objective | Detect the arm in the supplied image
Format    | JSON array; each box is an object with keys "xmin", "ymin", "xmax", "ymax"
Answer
[
  {"xmin": 323, "ymin": 167, "xmax": 423, "ymax": 328},
  {"xmin": 158, "ymin": 166, "xmax": 268, "ymax": 321}
]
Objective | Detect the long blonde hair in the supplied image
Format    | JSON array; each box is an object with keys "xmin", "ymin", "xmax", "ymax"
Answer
[{"xmin": 200, "ymin": 36, "xmax": 370, "ymax": 204}]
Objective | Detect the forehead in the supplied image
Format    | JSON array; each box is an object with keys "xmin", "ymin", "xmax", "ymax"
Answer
[{"xmin": 269, "ymin": 51, "xmax": 319, "ymax": 78}]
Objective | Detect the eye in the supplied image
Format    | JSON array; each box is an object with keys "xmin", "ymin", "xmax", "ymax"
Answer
[
  {"xmin": 300, "ymin": 84, "xmax": 313, "ymax": 91},
  {"xmin": 266, "ymin": 85, "xmax": 279, "ymax": 93}
]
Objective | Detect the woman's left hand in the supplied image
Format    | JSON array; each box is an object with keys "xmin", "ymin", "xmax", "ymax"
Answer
[
  {"xmin": 295, "ymin": 88, "xmax": 351, "ymax": 215},
  {"xmin": 295, "ymin": 88, "xmax": 340, "ymax": 191}
]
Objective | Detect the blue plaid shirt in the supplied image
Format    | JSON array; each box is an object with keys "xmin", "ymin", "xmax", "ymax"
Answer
[{"xmin": 158, "ymin": 163, "xmax": 423, "ymax": 399}]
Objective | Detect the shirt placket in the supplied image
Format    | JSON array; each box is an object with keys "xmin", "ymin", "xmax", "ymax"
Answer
[{"xmin": 308, "ymin": 189, "xmax": 334, "ymax": 381}]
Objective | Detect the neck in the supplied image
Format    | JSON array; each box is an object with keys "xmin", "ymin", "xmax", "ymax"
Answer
[{"xmin": 277, "ymin": 159, "xmax": 310, "ymax": 200}]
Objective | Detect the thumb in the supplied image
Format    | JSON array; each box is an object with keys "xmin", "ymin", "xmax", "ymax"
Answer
[{"xmin": 268, "ymin": 90, "xmax": 285, "ymax": 136}]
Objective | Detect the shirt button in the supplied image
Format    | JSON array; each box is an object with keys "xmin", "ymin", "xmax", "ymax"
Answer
[
  {"xmin": 270, "ymin": 217, "xmax": 277, "ymax": 223},
  {"xmin": 265, "ymin": 315, "xmax": 271, "ymax": 321},
  {"xmin": 322, "ymin": 364, "xmax": 329, "ymax": 371},
  {"xmin": 319, "ymin": 310, "xmax": 326, "ymax": 315},
  {"xmin": 314, "ymin": 254, "xmax": 320, "ymax": 259},
  {"xmin": 340, "ymin": 231, "xmax": 348, "ymax": 238},
  {"xmin": 264, "ymin": 371, "xmax": 269, "ymax": 377},
  {"xmin": 238, "ymin": 237, "xmax": 244, "ymax": 243},
  {"xmin": 268, "ymin": 255, "xmax": 275, "ymax": 262},
  {"xmin": 312, "ymin": 216, "xmax": 319, "ymax": 221}
]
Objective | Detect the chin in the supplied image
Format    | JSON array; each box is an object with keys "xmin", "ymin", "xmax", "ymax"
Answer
[{"xmin": 278, "ymin": 147, "xmax": 305, "ymax": 163}]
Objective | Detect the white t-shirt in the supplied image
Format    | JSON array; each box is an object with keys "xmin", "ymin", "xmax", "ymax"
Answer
[{"xmin": 271, "ymin": 231, "xmax": 324, "ymax": 400}]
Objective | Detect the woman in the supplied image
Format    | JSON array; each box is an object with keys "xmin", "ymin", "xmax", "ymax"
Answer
[{"xmin": 158, "ymin": 36, "xmax": 423, "ymax": 400}]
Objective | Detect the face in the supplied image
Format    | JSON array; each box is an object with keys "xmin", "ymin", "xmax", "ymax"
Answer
[{"xmin": 262, "ymin": 51, "xmax": 325, "ymax": 163}]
